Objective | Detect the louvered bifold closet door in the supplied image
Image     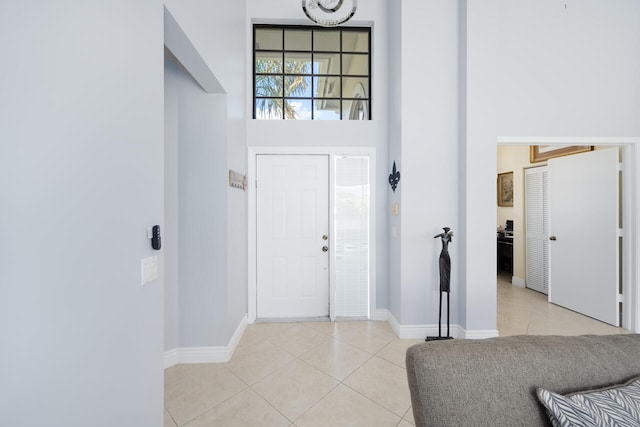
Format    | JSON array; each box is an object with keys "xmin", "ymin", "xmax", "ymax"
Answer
[{"xmin": 525, "ymin": 166, "xmax": 549, "ymax": 294}]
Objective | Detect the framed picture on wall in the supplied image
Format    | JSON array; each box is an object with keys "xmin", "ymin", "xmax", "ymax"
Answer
[
  {"xmin": 530, "ymin": 145, "xmax": 593, "ymax": 163},
  {"xmin": 497, "ymin": 171, "xmax": 514, "ymax": 207}
]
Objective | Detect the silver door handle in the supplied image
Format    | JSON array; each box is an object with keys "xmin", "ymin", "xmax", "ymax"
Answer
[
  {"xmin": 549, "ymin": 236, "xmax": 557, "ymax": 241},
  {"xmin": 322, "ymin": 246, "xmax": 328, "ymax": 252}
]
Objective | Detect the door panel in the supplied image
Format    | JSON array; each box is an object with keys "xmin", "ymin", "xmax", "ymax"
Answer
[
  {"xmin": 548, "ymin": 148, "xmax": 619, "ymax": 326},
  {"xmin": 257, "ymin": 155, "xmax": 329, "ymax": 318}
]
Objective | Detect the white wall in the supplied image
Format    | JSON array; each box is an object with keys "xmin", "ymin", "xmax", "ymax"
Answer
[
  {"xmin": 387, "ymin": 0, "xmax": 403, "ymax": 321},
  {"xmin": 165, "ymin": 52, "xmax": 180, "ymax": 352},
  {"xmin": 387, "ymin": 0, "xmax": 499, "ymax": 334},
  {"xmin": 0, "ymin": 1, "xmax": 164, "ymax": 425},
  {"xmin": 177, "ymin": 89, "xmax": 229, "ymax": 345},
  {"xmin": 459, "ymin": 0, "xmax": 499, "ymax": 333},
  {"xmin": 164, "ymin": 0, "xmax": 248, "ymax": 347},
  {"xmin": 247, "ymin": 0, "xmax": 390, "ymax": 311},
  {"xmin": 164, "ymin": 52, "xmax": 232, "ymax": 347},
  {"xmin": 390, "ymin": 0, "xmax": 460, "ymax": 326},
  {"xmin": 497, "ymin": 0, "xmax": 640, "ymax": 137}
]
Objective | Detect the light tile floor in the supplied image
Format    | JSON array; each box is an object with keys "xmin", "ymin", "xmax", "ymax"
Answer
[
  {"xmin": 496, "ymin": 272, "xmax": 628, "ymax": 337},
  {"xmin": 165, "ymin": 275, "xmax": 629, "ymax": 427}
]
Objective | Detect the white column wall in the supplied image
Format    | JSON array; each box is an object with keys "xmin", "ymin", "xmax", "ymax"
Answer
[
  {"xmin": 396, "ymin": 0, "xmax": 461, "ymax": 326},
  {"xmin": 460, "ymin": 0, "xmax": 499, "ymax": 333},
  {"xmin": 0, "ymin": 1, "xmax": 164, "ymax": 425},
  {"xmin": 164, "ymin": 54, "xmax": 180, "ymax": 352},
  {"xmin": 387, "ymin": 0, "xmax": 403, "ymax": 321},
  {"xmin": 164, "ymin": 56, "xmax": 230, "ymax": 347}
]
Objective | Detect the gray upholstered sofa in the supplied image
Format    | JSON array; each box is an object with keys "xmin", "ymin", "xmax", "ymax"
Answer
[{"xmin": 406, "ymin": 334, "xmax": 640, "ymax": 427}]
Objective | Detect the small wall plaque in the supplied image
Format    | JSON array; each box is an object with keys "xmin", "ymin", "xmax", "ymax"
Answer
[{"xmin": 229, "ymin": 170, "xmax": 246, "ymax": 191}]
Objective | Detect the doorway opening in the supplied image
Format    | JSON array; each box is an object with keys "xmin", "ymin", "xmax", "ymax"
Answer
[
  {"xmin": 496, "ymin": 142, "xmax": 638, "ymax": 334},
  {"xmin": 248, "ymin": 147, "xmax": 376, "ymax": 323}
]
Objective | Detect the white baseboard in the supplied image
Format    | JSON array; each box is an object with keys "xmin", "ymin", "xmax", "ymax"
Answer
[
  {"xmin": 386, "ymin": 311, "xmax": 498, "ymax": 340},
  {"xmin": 227, "ymin": 313, "xmax": 249, "ymax": 357},
  {"xmin": 370, "ymin": 309, "xmax": 388, "ymax": 321},
  {"xmin": 400, "ymin": 324, "xmax": 464, "ymax": 340},
  {"xmin": 386, "ymin": 311, "xmax": 464, "ymax": 339},
  {"xmin": 463, "ymin": 329, "xmax": 499, "ymax": 339},
  {"xmin": 511, "ymin": 276, "xmax": 526, "ymax": 288},
  {"xmin": 164, "ymin": 348, "xmax": 178, "ymax": 369},
  {"xmin": 164, "ymin": 314, "xmax": 248, "ymax": 369},
  {"xmin": 387, "ymin": 310, "xmax": 400, "ymax": 336}
]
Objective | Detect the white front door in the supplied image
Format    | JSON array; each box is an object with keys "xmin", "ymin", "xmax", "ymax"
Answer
[
  {"xmin": 256, "ymin": 155, "xmax": 330, "ymax": 318},
  {"xmin": 548, "ymin": 148, "xmax": 620, "ymax": 326}
]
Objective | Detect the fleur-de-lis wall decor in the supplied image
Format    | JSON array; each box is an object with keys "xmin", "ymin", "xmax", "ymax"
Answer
[{"xmin": 388, "ymin": 161, "xmax": 400, "ymax": 192}]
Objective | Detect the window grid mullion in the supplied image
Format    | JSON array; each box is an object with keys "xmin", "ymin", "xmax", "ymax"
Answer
[
  {"xmin": 281, "ymin": 29, "xmax": 285, "ymax": 119},
  {"xmin": 254, "ymin": 24, "xmax": 370, "ymax": 120},
  {"xmin": 311, "ymin": 30, "xmax": 315, "ymax": 120},
  {"xmin": 339, "ymin": 30, "xmax": 343, "ymax": 120}
]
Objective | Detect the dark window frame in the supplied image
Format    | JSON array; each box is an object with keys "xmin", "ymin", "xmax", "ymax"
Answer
[{"xmin": 253, "ymin": 24, "xmax": 372, "ymax": 120}]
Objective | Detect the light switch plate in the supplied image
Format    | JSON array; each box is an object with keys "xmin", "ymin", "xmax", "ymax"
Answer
[{"xmin": 141, "ymin": 255, "xmax": 158, "ymax": 286}]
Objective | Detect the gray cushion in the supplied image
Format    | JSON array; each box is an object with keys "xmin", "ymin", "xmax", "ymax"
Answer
[
  {"xmin": 406, "ymin": 334, "xmax": 640, "ymax": 427},
  {"xmin": 536, "ymin": 376, "xmax": 640, "ymax": 427}
]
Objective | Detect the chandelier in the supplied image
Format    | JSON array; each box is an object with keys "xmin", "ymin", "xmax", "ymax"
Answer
[{"xmin": 301, "ymin": 0, "xmax": 358, "ymax": 27}]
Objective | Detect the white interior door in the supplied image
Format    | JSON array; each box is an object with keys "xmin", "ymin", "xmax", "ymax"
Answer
[
  {"xmin": 525, "ymin": 166, "xmax": 549, "ymax": 294},
  {"xmin": 548, "ymin": 148, "xmax": 619, "ymax": 326},
  {"xmin": 257, "ymin": 155, "xmax": 330, "ymax": 318}
]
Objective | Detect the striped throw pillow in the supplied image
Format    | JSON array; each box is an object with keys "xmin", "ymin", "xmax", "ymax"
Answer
[{"xmin": 536, "ymin": 376, "xmax": 640, "ymax": 427}]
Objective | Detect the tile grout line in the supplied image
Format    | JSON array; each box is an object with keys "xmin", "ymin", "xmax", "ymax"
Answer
[
  {"xmin": 241, "ymin": 326, "xmax": 345, "ymax": 426},
  {"xmin": 526, "ymin": 305, "xmax": 533, "ymax": 335},
  {"xmin": 167, "ymin": 321, "xmax": 408, "ymax": 426},
  {"xmin": 338, "ymin": 348, "xmax": 407, "ymax": 420},
  {"xmin": 164, "ymin": 406, "xmax": 179, "ymax": 427},
  {"xmin": 401, "ymin": 406, "xmax": 415, "ymax": 426},
  {"xmin": 341, "ymin": 382, "xmax": 406, "ymax": 421},
  {"xmin": 174, "ymin": 372, "xmax": 249, "ymax": 427},
  {"xmin": 248, "ymin": 381, "xmax": 300, "ymax": 425},
  {"xmin": 260, "ymin": 324, "xmax": 401, "ymax": 425}
]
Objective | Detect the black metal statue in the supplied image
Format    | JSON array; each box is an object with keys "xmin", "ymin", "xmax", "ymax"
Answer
[{"xmin": 426, "ymin": 227, "xmax": 454, "ymax": 341}]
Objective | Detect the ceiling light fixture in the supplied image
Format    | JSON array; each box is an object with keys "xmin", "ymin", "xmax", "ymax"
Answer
[{"xmin": 301, "ymin": 0, "xmax": 357, "ymax": 27}]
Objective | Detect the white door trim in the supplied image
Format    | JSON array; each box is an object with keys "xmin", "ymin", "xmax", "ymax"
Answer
[
  {"xmin": 497, "ymin": 137, "xmax": 640, "ymax": 333},
  {"xmin": 248, "ymin": 146, "xmax": 377, "ymax": 324}
]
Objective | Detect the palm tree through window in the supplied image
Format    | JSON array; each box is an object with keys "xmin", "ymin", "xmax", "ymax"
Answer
[{"xmin": 253, "ymin": 25, "xmax": 371, "ymax": 120}]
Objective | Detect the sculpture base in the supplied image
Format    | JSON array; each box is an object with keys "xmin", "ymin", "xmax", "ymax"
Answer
[{"xmin": 425, "ymin": 336, "xmax": 454, "ymax": 342}]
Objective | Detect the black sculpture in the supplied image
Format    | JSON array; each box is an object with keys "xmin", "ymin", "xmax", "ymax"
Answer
[{"xmin": 426, "ymin": 227, "xmax": 454, "ymax": 341}]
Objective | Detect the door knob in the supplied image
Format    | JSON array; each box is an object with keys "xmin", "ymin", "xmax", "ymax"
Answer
[
  {"xmin": 322, "ymin": 235, "xmax": 328, "ymax": 241},
  {"xmin": 549, "ymin": 236, "xmax": 557, "ymax": 241},
  {"xmin": 322, "ymin": 246, "xmax": 328, "ymax": 252}
]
